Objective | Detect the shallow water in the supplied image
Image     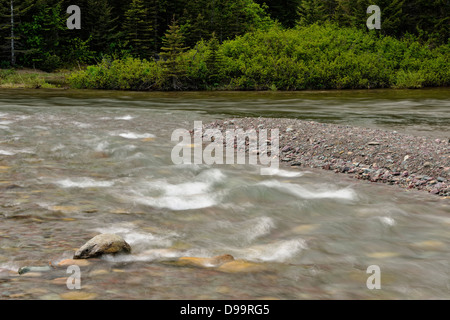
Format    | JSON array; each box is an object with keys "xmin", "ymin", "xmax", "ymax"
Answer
[{"xmin": 0, "ymin": 88, "xmax": 449, "ymax": 300}]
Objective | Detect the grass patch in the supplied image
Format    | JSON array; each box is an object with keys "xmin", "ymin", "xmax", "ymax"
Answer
[{"xmin": 0, "ymin": 69, "xmax": 69, "ymax": 89}]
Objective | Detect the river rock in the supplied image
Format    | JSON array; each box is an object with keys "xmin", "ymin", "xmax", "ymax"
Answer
[
  {"xmin": 57, "ymin": 258, "xmax": 91, "ymax": 267},
  {"xmin": 60, "ymin": 292, "xmax": 98, "ymax": 300},
  {"xmin": 177, "ymin": 254, "xmax": 235, "ymax": 268},
  {"xmin": 73, "ymin": 234, "xmax": 131, "ymax": 259},
  {"xmin": 216, "ymin": 260, "xmax": 267, "ymax": 273},
  {"xmin": 18, "ymin": 265, "xmax": 52, "ymax": 275}
]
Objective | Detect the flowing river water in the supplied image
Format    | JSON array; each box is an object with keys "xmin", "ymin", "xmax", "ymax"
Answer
[{"xmin": 0, "ymin": 88, "xmax": 449, "ymax": 300}]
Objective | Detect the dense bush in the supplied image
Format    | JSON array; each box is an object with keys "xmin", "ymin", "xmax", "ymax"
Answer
[
  {"xmin": 68, "ymin": 23, "xmax": 449, "ymax": 91},
  {"xmin": 68, "ymin": 57, "xmax": 165, "ymax": 90}
]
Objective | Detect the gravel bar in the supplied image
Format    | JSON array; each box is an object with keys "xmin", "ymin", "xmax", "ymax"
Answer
[{"xmin": 203, "ymin": 117, "xmax": 449, "ymax": 197}]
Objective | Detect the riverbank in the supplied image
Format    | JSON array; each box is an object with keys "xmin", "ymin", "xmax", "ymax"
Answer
[
  {"xmin": 0, "ymin": 69, "xmax": 68, "ymax": 89},
  {"xmin": 203, "ymin": 118, "xmax": 449, "ymax": 197}
]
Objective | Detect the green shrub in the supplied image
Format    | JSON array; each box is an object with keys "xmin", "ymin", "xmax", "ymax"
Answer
[
  {"xmin": 41, "ymin": 55, "xmax": 62, "ymax": 72},
  {"xmin": 68, "ymin": 23, "xmax": 449, "ymax": 91},
  {"xmin": 394, "ymin": 70, "xmax": 426, "ymax": 89}
]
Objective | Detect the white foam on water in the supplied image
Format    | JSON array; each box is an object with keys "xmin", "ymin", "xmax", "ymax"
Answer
[
  {"xmin": 51, "ymin": 144, "xmax": 65, "ymax": 152},
  {"xmin": 112, "ymin": 144, "xmax": 137, "ymax": 152},
  {"xmin": 258, "ymin": 180, "xmax": 357, "ymax": 200},
  {"xmin": 132, "ymin": 192, "xmax": 218, "ymax": 211},
  {"xmin": 222, "ymin": 216, "xmax": 275, "ymax": 243},
  {"xmin": 13, "ymin": 115, "xmax": 30, "ymax": 121},
  {"xmin": 0, "ymin": 120, "xmax": 13, "ymax": 125},
  {"xmin": 357, "ymin": 206, "xmax": 408, "ymax": 218},
  {"xmin": 245, "ymin": 217, "xmax": 275, "ymax": 242},
  {"xmin": 196, "ymin": 168, "xmax": 226, "ymax": 183},
  {"xmin": 117, "ymin": 132, "xmax": 156, "ymax": 139},
  {"xmin": 0, "ymin": 150, "xmax": 15, "ymax": 156},
  {"xmin": 102, "ymin": 250, "xmax": 181, "ymax": 263},
  {"xmin": 125, "ymin": 169, "xmax": 226, "ymax": 211},
  {"xmin": 128, "ymin": 152, "xmax": 146, "ymax": 160},
  {"xmin": 115, "ymin": 115, "xmax": 134, "ymax": 120},
  {"xmin": 0, "ymin": 262, "xmax": 20, "ymax": 273},
  {"xmin": 125, "ymin": 232, "xmax": 173, "ymax": 247},
  {"xmin": 92, "ymin": 224, "xmax": 179, "ymax": 262},
  {"xmin": 72, "ymin": 121, "xmax": 91, "ymax": 128},
  {"xmin": 95, "ymin": 141, "xmax": 109, "ymax": 152},
  {"xmin": 233, "ymin": 239, "xmax": 307, "ymax": 262},
  {"xmin": 94, "ymin": 224, "xmax": 174, "ymax": 248},
  {"xmin": 261, "ymin": 167, "xmax": 308, "ymax": 177},
  {"xmin": 378, "ymin": 216, "xmax": 396, "ymax": 226},
  {"xmin": 164, "ymin": 181, "xmax": 211, "ymax": 196},
  {"xmin": 0, "ymin": 148, "xmax": 34, "ymax": 155},
  {"xmin": 54, "ymin": 177, "xmax": 114, "ymax": 188}
]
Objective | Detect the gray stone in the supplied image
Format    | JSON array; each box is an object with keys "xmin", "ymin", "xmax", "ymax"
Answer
[{"xmin": 74, "ymin": 234, "xmax": 131, "ymax": 259}]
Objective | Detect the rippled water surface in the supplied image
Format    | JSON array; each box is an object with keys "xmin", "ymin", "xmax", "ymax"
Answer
[{"xmin": 0, "ymin": 88, "xmax": 449, "ymax": 300}]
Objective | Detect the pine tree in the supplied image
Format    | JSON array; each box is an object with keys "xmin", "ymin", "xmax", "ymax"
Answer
[
  {"xmin": 254, "ymin": 0, "xmax": 302, "ymax": 28},
  {"xmin": 334, "ymin": 0, "xmax": 370, "ymax": 28},
  {"xmin": 123, "ymin": 0, "xmax": 154, "ymax": 58},
  {"xmin": 402, "ymin": 0, "xmax": 449, "ymax": 45},
  {"xmin": 206, "ymin": 32, "xmax": 224, "ymax": 84},
  {"xmin": 160, "ymin": 17, "xmax": 188, "ymax": 89},
  {"xmin": 85, "ymin": 0, "xmax": 118, "ymax": 54},
  {"xmin": 144, "ymin": 0, "xmax": 163, "ymax": 53},
  {"xmin": 297, "ymin": 0, "xmax": 327, "ymax": 26},
  {"xmin": 373, "ymin": 0, "xmax": 404, "ymax": 37}
]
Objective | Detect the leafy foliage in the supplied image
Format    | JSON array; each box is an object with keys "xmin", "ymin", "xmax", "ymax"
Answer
[
  {"xmin": 68, "ymin": 23, "xmax": 449, "ymax": 90},
  {"xmin": 0, "ymin": 0, "xmax": 447, "ymax": 74}
]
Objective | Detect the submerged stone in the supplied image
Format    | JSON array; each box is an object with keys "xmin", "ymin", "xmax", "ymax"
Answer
[
  {"xmin": 18, "ymin": 265, "xmax": 52, "ymax": 275},
  {"xmin": 73, "ymin": 233, "xmax": 131, "ymax": 259},
  {"xmin": 60, "ymin": 292, "xmax": 98, "ymax": 300},
  {"xmin": 57, "ymin": 258, "xmax": 91, "ymax": 267},
  {"xmin": 217, "ymin": 260, "xmax": 267, "ymax": 273},
  {"xmin": 177, "ymin": 254, "xmax": 235, "ymax": 268}
]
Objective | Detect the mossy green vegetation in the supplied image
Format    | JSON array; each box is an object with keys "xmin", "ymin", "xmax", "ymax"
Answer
[
  {"xmin": 0, "ymin": 69, "xmax": 63, "ymax": 88},
  {"xmin": 68, "ymin": 23, "xmax": 449, "ymax": 91}
]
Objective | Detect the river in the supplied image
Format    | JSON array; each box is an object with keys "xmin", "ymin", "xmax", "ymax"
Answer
[{"xmin": 0, "ymin": 88, "xmax": 449, "ymax": 300}]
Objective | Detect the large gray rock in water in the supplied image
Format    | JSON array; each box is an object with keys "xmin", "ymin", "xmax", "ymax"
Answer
[{"xmin": 74, "ymin": 234, "xmax": 131, "ymax": 259}]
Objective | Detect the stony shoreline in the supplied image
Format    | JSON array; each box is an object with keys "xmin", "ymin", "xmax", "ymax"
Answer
[{"xmin": 202, "ymin": 117, "xmax": 449, "ymax": 197}]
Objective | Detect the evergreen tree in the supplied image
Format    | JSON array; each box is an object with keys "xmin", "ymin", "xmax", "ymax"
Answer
[
  {"xmin": 160, "ymin": 18, "xmax": 188, "ymax": 89},
  {"xmin": 374, "ymin": 0, "xmax": 404, "ymax": 37},
  {"xmin": 206, "ymin": 32, "xmax": 224, "ymax": 83},
  {"xmin": 254, "ymin": 0, "xmax": 302, "ymax": 27},
  {"xmin": 123, "ymin": 0, "xmax": 154, "ymax": 58},
  {"xmin": 334, "ymin": 0, "xmax": 372, "ymax": 29},
  {"xmin": 179, "ymin": 0, "xmax": 273, "ymax": 47},
  {"xmin": 85, "ymin": 0, "xmax": 118, "ymax": 54},
  {"xmin": 402, "ymin": 0, "xmax": 449, "ymax": 45},
  {"xmin": 144, "ymin": 0, "xmax": 163, "ymax": 53},
  {"xmin": 297, "ymin": 0, "xmax": 328, "ymax": 26}
]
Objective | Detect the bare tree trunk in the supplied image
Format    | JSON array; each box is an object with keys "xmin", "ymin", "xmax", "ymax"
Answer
[{"xmin": 11, "ymin": 0, "xmax": 15, "ymax": 66}]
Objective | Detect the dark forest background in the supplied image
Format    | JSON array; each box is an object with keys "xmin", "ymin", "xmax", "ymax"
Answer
[
  {"xmin": 1, "ymin": 0, "xmax": 448, "ymax": 70},
  {"xmin": 0, "ymin": 0, "xmax": 448, "ymax": 90}
]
